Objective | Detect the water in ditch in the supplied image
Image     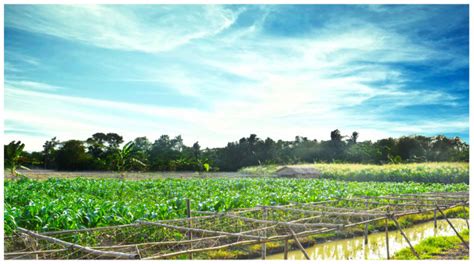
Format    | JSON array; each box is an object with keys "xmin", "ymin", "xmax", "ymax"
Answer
[{"xmin": 265, "ymin": 218, "xmax": 468, "ymax": 260}]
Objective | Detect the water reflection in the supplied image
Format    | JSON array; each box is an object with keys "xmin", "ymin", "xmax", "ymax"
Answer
[{"xmin": 266, "ymin": 219, "xmax": 467, "ymax": 260}]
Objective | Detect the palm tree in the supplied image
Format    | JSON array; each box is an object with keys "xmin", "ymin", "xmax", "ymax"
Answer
[{"xmin": 4, "ymin": 141, "xmax": 29, "ymax": 177}]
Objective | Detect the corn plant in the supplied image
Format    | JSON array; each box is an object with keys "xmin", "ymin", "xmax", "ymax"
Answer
[{"xmin": 4, "ymin": 176, "xmax": 468, "ymax": 234}]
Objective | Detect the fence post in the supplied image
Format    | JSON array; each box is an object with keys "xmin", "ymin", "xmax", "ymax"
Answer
[
  {"xmin": 436, "ymin": 205, "xmax": 469, "ymax": 249},
  {"xmin": 288, "ymin": 227, "xmax": 310, "ymax": 260},
  {"xmin": 385, "ymin": 207, "xmax": 390, "ymax": 260},
  {"xmin": 390, "ymin": 216, "xmax": 420, "ymax": 259},
  {"xmin": 364, "ymin": 199, "xmax": 369, "ymax": 245},
  {"xmin": 261, "ymin": 206, "xmax": 267, "ymax": 260},
  {"xmin": 186, "ymin": 199, "xmax": 193, "ymax": 260},
  {"xmin": 284, "ymin": 239, "xmax": 289, "ymax": 260}
]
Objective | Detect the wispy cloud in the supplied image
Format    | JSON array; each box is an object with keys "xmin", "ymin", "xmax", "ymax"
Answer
[
  {"xmin": 5, "ymin": 5, "xmax": 240, "ymax": 53},
  {"xmin": 5, "ymin": 81, "xmax": 63, "ymax": 92}
]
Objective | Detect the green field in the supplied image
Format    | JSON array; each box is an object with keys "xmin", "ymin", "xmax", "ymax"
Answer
[
  {"xmin": 4, "ymin": 176, "xmax": 468, "ymax": 234},
  {"xmin": 240, "ymin": 162, "xmax": 469, "ymax": 183}
]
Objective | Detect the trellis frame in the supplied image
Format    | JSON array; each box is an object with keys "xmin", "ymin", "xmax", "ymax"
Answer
[{"xmin": 4, "ymin": 192, "xmax": 469, "ymax": 260}]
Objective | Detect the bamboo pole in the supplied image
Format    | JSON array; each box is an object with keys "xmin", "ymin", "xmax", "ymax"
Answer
[
  {"xmin": 4, "ymin": 248, "xmax": 69, "ymax": 257},
  {"xmin": 262, "ymin": 205, "xmax": 386, "ymax": 217},
  {"xmin": 135, "ymin": 245, "xmax": 142, "ymax": 259},
  {"xmin": 261, "ymin": 206, "xmax": 267, "ymax": 260},
  {"xmin": 138, "ymin": 220, "xmax": 263, "ymax": 240},
  {"xmin": 389, "ymin": 216, "xmax": 420, "ymax": 259},
  {"xmin": 224, "ymin": 213, "xmax": 342, "ymax": 228},
  {"xmin": 143, "ymin": 236, "xmax": 267, "ymax": 260},
  {"xmin": 359, "ymin": 195, "xmax": 465, "ymax": 202},
  {"xmin": 385, "ymin": 208, "xmax": 390, "ymax": 260},
  {"xmin": 16, "ymin": 228, "xmax": 138, "ymax": 259},
  {"xmin": 462, "ymin": 202, "xmax": 469, "ymax": 229},
  {"xmin": 364, "ymin": 199, "xmax": 369, "ymax": 245},
  {"xmin": 436, "ymin": 205, "xmax": 469, "ymax": 249},
  {"xmin": 284, "ymin": 239, "xmax": 289, "ymax": 260},
  {"xmin": 40, "ymin": 223, "xmax": 141, "ymax": 235},
  {"xmin": 186, "ymin": 199, "xmax": 193, "ymax": 260},
  {"xmin": 288, "ymin": 227, "xmax": 310, "ymax": 260}
]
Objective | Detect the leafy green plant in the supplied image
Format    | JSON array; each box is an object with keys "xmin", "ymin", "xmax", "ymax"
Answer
[
  {"xmin": 4, "ymin": 177, "xmax": 468, "ymax": 234},
  {"xmin": 203, "ymin": 163, "xmax": 210, "ymax": 172},
  {"xmin": 4, "ymin": 141, "xmax": 29, "ymax": 177},
  {"xmin": 113, "ymin": 141, "xmax": 146, "ymax": 179}
]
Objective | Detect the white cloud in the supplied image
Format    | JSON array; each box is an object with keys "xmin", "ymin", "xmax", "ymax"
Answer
[
  {"xmin": 5, "ymin": 5, "xmax": 240, "ymax": 53},
  {"xmin": 5, "ymin": 81, "xmax": 63, "ymax": 92}
]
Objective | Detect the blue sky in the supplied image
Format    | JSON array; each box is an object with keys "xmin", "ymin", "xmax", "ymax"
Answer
[{"xmin": 4, "ymin": 4, "xmax": 469, "ymax": 151}]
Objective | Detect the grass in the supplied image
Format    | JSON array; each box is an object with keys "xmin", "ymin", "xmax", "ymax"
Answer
[
  {"xmin": 240, "ymin": 162, "xmax": 469, "ymax": 184},
  {"xmin": 393, "ymin": 229, "xmax": 469, "ymax": 260}
]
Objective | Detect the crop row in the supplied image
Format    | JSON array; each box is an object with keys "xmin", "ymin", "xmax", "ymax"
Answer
[
  {"xmin": 240, "ymin": 162, "xmax": 469, "ymax": 183},
  {"xmin": 4, "ymin": 177, "xmax": 468, "ymax": 234}
]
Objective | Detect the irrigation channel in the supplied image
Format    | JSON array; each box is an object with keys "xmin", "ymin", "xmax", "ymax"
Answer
[
  {"xmin": 265, "ymin": 219, "xmax": 467, "ymax": 260},
  {"xmin": 4, "ymin": 191, "xmax": 469, "ymax": 260}
]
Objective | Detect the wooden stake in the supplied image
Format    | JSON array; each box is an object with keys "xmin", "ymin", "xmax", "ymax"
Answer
[
  {"xmin": 135, "ymin": 245, "xmax": 142, "ymax": 259},
  {"xmin": 434, "ymin": 208, "xmax": 437, "ymax": 229},
  {"xmin": 385, "ymin": 207, "xmax": 390, "ymax": 260},
  {"xmin": 261, "ymin": 206, "xmax": 267, "ymax": 260},
  {"xmin": 390, "ymin": 216, "xmax": 420, "ymax": 259},
  {"xmin": 364, "ymin": 199, "xmax": 369, "ymax": 245},
  {"xmin": 436, "ymin": 205, "xmax": 469, "ymax": 249},
  {"xmin": 186, "ymin": 199, "xmax": 193, "ymax": 260},
  {"xmin": 288, "ymin": 227, "xmax": 310, "ymax": 260},
  {"xmin": 284, "ymin": 239, "xmax": 289, "ymax": 260}
]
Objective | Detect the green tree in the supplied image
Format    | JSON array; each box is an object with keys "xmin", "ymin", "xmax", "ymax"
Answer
[
  {"xmin": 42, "ymin": 137, "xmax": 59, "ymax": 169},
  {"xmin": 349, "ymin": 131, "xmax": 359, "ymax": 144},
  {"xmin": 330, "ymin": 129, "xmax": 343, "ymax": 141},
  {"xmin": 55, "ymin": 140, "xmax": 92, "ymax": 170}
]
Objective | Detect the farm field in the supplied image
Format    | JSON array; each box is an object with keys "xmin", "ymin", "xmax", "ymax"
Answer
[
  {"xmin": 4, "ymin": 176, "xmax": 468, "ymax": 234},
  {"xmin": 240, "ymin": 162, "xmax": 469, "ymax": 184}
]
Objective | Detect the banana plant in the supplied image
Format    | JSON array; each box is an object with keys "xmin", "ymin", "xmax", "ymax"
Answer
[
  {"xmin": 4, "ymin": 141, "xmax": 29, "ymax": 178},
  {"xmin": 114, "ymin": 141, "xmax": 146, "ymax": 180}
]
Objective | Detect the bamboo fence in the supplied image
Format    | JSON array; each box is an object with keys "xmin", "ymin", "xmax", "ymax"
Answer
[{"xmin": 4, "ymin": 191, "xmax": 469, "ymax": 260}]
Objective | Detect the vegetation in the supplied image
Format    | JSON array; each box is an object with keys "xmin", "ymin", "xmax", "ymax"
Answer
[
  {"xmin": 393, "ymin": 229, "xmax": 469, "ymax": 259},
  {"xmin": 4, "ymin": 177, "xmax": 468, "ymax": 234},
  {"xmin": 7, "ymin": 130, "xmax": 469, "ymax": 172},
  {"xmin": 112, "ymin": 141, "xmax": 146, "ymax": 179},
  {"xmin": 241, "ymin": 162, "xmax": 469, "ymax": 184},
  {"xmin": 4, "ymin": 141, "xmax": 29, "ymax": 177}
]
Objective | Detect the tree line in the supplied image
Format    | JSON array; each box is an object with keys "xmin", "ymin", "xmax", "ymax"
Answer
[{"xmin": 4, "ymin": 130, "xmax": 469, "ymax": 172}]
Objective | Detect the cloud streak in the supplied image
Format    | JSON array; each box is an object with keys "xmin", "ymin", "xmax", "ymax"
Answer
[{"xmin": 5, "ymin": 5, "xmax": 240, "ymax": 53}]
